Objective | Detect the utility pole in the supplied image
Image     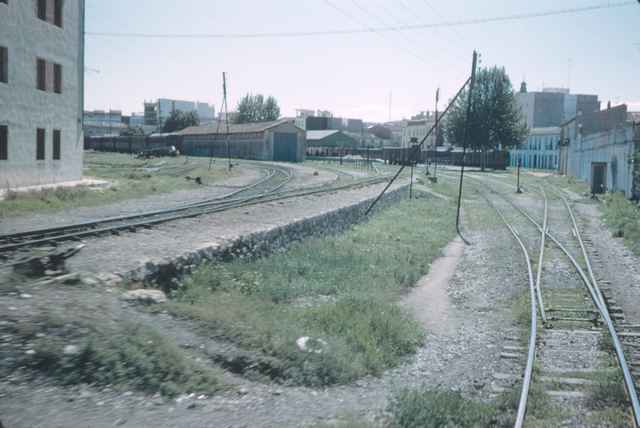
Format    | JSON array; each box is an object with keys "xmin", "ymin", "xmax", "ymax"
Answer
[
  {"xmin": 223, "ymin": 72, "xmax": 231, "ymax": 171},
  {"xmin": 516, "ymin": 158, "xmax": 522, "ymax": 193},
  {"xmin": 433, "ymin": 87, "xmax": 440, "ymax": 182},
  {"xmin": 455, "ymin": 50, "xmax": 478, "ymax": 245}
]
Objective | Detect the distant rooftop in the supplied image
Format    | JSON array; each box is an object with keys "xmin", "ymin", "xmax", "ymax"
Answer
[
  {"xmin": 178, "ymin": 119, "xmax": 295, "ymax": 136},
  {"xmin": 306, "ymin": 130, "xmax": 340, "ymax": 140}
]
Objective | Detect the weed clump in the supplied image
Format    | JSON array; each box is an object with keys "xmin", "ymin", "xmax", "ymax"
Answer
[
  {"xmin": 602, "ymin": 192, "xmax": 640, "ymax": 254},
  {"xmin": 387, "ymin": 389, "xmax": 500, "ymax": 428},
  {"xmin": 23, "ymin": 322, "xmax": 222, "ymax": 397}
]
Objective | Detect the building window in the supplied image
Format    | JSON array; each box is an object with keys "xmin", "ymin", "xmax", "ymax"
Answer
[
  {"xmin": 53, "ymin": 129, "xmax": 61, "ymax": 160},
  {"xmin": 54, "ymin": 0, "xmax": 63, "ymax": 27},
  {"xmin": 36, "ymin": 128, "xmax": 45, "ymax": 160},
  {"xmin": 53, "ymin": 63, "xmax": 62, "ymax": 93},
  {"xmin": 0, "ymin": 125, "xmax": 7, "ymax": 160},
  {"xmin": 36, "ymin": 58, "xmax": 62, "ymax": 93},
  {"xmin": 37, "ymin": 58, "xmax": 46, "ymax": 90},
  {"xmin": 0, "ymin": 46, "xmax": 7, "ymax": 83},
  {"xmin": 36, "ymin": 0, "xmax": 63, "ymax": 28}
]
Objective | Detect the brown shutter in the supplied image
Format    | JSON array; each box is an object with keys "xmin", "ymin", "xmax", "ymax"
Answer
[
  {"xmin": 46, "ymin": 0, "xmax": 54, "ymax": 24},
  {"xmin": 54, "ymin": 63, "xmax": 62, "ymax": 93},
  {"xmin": 0, "ymin": 125, "xmax": 7, "ymax": 160},
  {"xmin": 45, "ymin": 61, "xmax": 54, "ymax": 92},
  {"xmin": 53, "ymin": 129, "xmax": 61, "ymax": 160},
  {"xmin": 37, "ymin": 128, "xmax": 46, "ymax": 160},
  {"xmin": 36, "ymin": 0, "xmax": 46, "ymax": 20},
  {"xmin": 54, "ymin": 0, "xmax": 63, "ymax": 27},
  {"xmin": 36, "ymin": 58, "xmax": 46, "ymax": 90},
  {"xmin": 0, "ymin": 46, "xmax": 7, "ymax": 84}
]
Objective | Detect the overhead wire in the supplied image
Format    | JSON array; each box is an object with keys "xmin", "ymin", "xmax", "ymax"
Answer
[
  {"xmin": 85, "ymin": 1, "xmax": 636, "ymax": 39},
  {"xmin": 322, "ymin": 0, "xmax": 431, "ymax": 65}
]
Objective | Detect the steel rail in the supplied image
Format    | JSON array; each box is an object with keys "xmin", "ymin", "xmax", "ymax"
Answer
[
  {"xmin": 480, "ymin": 191, "xmax": 538, "ymax": 428},
  {"xmin": 455, "ymin": 173, "xmax": 639, "ymax": 426},
  {"xmin": 555, "ymin": 189, "xmax": 640, "ymax": 427},
  {"xmin": 534, "ymin": 187, "xmax": 548, "ymax": 324},
  {"xmin": 487, "ymin": 184, "xmax": 640, "ymax": 427},
  {"xmin": 0, "ymin": 175, "xmax": 390, "ymax": 253},
  {"xmin": 0, "ymin": 165, "xmax": 291, "ymax": 243}
]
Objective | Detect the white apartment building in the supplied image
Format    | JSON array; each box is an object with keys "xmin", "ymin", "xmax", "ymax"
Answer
[
  {"xmin": 0, "ymin": 0, "xmax": 85, "ymax": 188},
  {"xmin": 401, "ymin": 118, "xmax": 436, "ymax": 149}
]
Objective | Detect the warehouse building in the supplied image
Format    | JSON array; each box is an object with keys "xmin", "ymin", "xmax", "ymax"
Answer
[
  {"xmin": 306, "ymin": 130, "xmax": 359, "ymax": 156},
  {"xmin": 178, "ymin": 119, "xmax": 305, "ymax": 162},
  {"xmin": 0, "ymin": 0, "xmax": 85, "ymax": 188}
]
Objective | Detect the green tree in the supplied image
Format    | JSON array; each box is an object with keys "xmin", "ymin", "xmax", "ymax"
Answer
[
  {"xmin": 162, "ymin": 110, "xmax": 199, "ymax": 133},
  {"xmin": 445, "ymin": 66, "xmax": 528, "ymax": 169},
  {"xmin": 236, "ymin": 94, "xmax": 280, "ymax": 123}
]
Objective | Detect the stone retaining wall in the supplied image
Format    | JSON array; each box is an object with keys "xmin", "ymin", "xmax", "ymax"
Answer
[{"xmin": 123, "ymin": 185, "xmax": 412, "ymax": 290}]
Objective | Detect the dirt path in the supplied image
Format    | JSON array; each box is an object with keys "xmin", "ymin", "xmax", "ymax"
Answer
[{"xmin": 403, "ymin": 238, "xmax": 464, "ymax": 335}]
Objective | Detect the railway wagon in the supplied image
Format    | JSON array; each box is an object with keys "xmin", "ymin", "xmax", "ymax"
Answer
[
  {"xmin": 382, "ymin": 147, "xmax": 508, "ymax": 170},
  {"xmin": 85, "ymin": 134, "xmax": 182, "ymax": 154}
]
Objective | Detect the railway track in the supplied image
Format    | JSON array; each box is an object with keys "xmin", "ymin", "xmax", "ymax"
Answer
[
  {"xmin": 0, "ymin": 168, "xmax": 391, "ymax": 260},
  {"xmin": 469, "ymin": 175, "xmax": 640, "ymax": 426}
]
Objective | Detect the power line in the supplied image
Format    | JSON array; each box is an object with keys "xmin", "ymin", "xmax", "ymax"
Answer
[
  {"xmin": 86, "ymin": 1, "xmax": 635, "ymax": 39},
  {"xmin": 322, "ymin": 0, "xmax": 430, "ymax": 65}
]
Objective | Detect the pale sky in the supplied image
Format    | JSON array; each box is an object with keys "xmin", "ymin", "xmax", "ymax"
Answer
[{"xmin": 84, "ymin": 0, "xmax": 640, "ymax": 122}]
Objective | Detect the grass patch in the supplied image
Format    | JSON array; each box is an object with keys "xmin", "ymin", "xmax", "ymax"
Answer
[
  {"xmin": 601, "ymin": 192, "xmax": 640, "ymax": 255},
  {"xmin": 0, "ymin": 151, "xmax": 239, "ymax": 217},
  {"xmin": 589, "ymin": 368, "xmax": 628, "ymax": 409},
  {"xmin": 387, "ymin": 388, "xmax": 504, "ymax": 428},
  {"xmin": 20, "ymin": 321, "xmax": 222, "ymax": 397},
  {"xmin": 586, "ymin": 407, "xmax": 632, "ymax": 428},
  {"xmin": 166, "ymin": 196, "xmax": 455, "ymax": 386}
]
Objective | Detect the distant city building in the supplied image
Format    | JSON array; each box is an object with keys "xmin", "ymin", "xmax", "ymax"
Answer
[
  {"xmin": 144, "ymin": 102, "xmax": 159, "ymax": 127},
  {"xmin": 0, "ymin": 0, "xmax": 85, "ymax": 188},
  {"xmin": 294, "ymin": 110, "xmax": 363, "ymax": 134},
  {"xmin": 83, "ymin": 110, "xmax": 127, "ymax": 137},
  {"xmin": 511, "ymin": 84, "xmax": 601, "ymax": 170},
  {"xmin": 516, "ymin": 84, "xmax": 600, "ymax": 128},
  {"xmin": 129, "ymin": 113, "xmax": 145, "ymax": 127},
  {"xmin": 142, "ymin": 99, "xmax": 215, "ymax": 128},
  {"xmin": 367, "ymin": 124, "xmax": 392, "ymax": 141},
  {"xmin": 509, "ymin": 127, "xmax": 561, "ymax": 170},
  {"xmin": 401, "ymin": 112, "xmax": 437, "ymax": 148},
  {"xmin": 156, "ymin": 98, "xmax": 215, "ymax": 125}
]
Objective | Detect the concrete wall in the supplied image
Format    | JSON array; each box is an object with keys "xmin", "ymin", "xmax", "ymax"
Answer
[
  {"xmin": 567, "ymin": 126, "xmax": 635, "ymax": 197},
  {"xmin": 0, "ymin": 0, "xmax": 84, "ymax": 188}
]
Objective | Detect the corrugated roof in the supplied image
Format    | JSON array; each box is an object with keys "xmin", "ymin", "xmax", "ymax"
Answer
[
  {"xmin": 178, "ymin": 118, "xmax": 295, "ymax": 136},
  {"xmin": 306, "ymin": 130, "xmax": 340, "ymax": 140}
]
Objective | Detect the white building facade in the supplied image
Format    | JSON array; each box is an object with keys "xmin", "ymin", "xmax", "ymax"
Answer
[
  {"xmin": 0, "ymin": 0, "xmax": 85, "ymax": 188},
  {"xmin": 509, "ymin": 127, "xmax": 561, "ymax": 170},
  {"xmin": 401, "ymin": 119, "xmax": 436, "ymax": 149}
]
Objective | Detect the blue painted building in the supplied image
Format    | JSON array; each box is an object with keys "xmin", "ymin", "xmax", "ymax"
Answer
[{"xmin": 509, "ymin": 127, "xmax": 561, "ymax": 170}]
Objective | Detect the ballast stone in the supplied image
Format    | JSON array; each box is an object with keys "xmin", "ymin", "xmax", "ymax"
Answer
[{"xmin": 121, "ymin": 289, "xmax": 168, "ymax": 305}]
